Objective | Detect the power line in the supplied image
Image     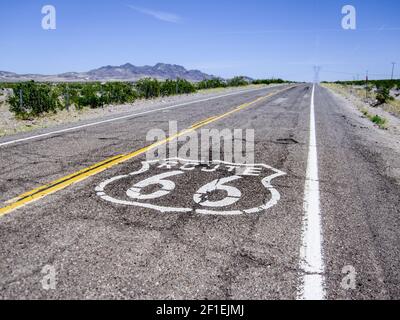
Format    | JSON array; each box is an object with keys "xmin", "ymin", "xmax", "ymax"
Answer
[
  {"xmin": 313, "ymin": 65, "xmax": 321, "ymax": 84},
  {"xmin": 322, "ymin": 70, "xmax": 392, "ymax": 77},
  {"xmin": 321, "ymin": 69, "xmax": 398, "ymax": 80}
]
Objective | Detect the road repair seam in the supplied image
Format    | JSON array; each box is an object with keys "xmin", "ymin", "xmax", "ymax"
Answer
[
  {"xmin": 0, "ymin": 86, "xmax": 280, "ymax": 148},
  {"xmin": 298, "ymin": 84, "xmax": 326, "ymax": 300},
  {"xmin": 0, "ymin": 86, "xmax": 296, "ymax": 217}
]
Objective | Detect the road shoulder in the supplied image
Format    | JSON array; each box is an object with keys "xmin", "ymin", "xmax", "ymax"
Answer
[{"xmin": 322, "ymin": 85, "xmax": 400, "ymax": 185}]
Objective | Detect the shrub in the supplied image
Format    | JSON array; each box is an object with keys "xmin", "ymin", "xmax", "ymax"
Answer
[
  {"xmin": 8, "ymin": 81, "xmax": 60, "ymax": 118},
  {"xmin": 135, "ymin": 78, "xmax": 161, "ymax": 99},
  {"xmin": 227, "ymin": 76, "xmax": 248, "ymax": 87},
  {"xmin": 252, "ymin": 78, "xmax": 286, "ymax": 85},
  {"xmin": 362, "ymin": 109, "xmax": 387, "ymax": 129},
  {"xmin": 160, "ymin": 79, "xmax": 178, "ymax": 96},
  {"xmin": 196, "ymin": 78, "xmax": 227, "ymax": 90},
  {"xmin": 174, "ymin": 78, "xmax": 196, "ymax": 95},
  {"xmin": 375, "ymin": 86, "xmax": 394, "ymax": 105},
  {"xmin": 74, "ymin": 83, "xmax": 105, "ymax": 109},
  {"xmin": 370, "ymin": 115, "xmax": 387, "ymax": 127},
  {"xmin": 136, "ymin": 78, "xmax": 196, "ymax": 98},
  {"xmin": 102, "ymin": 82, "xmax": 137, "ymax": 104}
]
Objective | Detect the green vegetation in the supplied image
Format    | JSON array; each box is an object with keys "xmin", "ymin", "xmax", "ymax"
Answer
[
  {"xmin": 135, "ymin": 78, "xmax": 196, "ymax": 99},
  {"xmin": 325, "ymin": 79, "xmax": 399, "ymax": 106},
  {"xmin": 375, "ymin": 86, "xmax": 394, "ymax": 105},
  {"xmin": 7, "ymin": 81, "xmax": 61, "ymax": 118},
  {"xmin": 159, "ymin": 78, "xmax": 196, "ymax": 96},
  {"xmin": 3, "ymin": 77, "xmax": 293, "ymax": 118},
  {"xmin": 75, "ymin": 83, "xmax": 105, "ymax": 109},
  {"xmin": 330, "ymin": 79, "xmax": 400, "ymax": 88},
  {"xmin": 5, "ymin": 79, "xmax": 196, "ymax": 117},
  {"xmin": 99, "ymin": 82, "xmax": 138, "ymax": 105},
  {"xmin": 227, "ymin": 76, "xmax": 249, "ymax": 87},
  {"xmin": 196, "ymin": 78, "xmax": 227, "ymax": 90},
  {"xmin": 361, "ymin": 108, "xmax": 387, "ymax": 129},
  {"xmin": 370, "ymin": 115, "xmax": 387, "ymax": 127},
  {"xmin": 252, "ymin": 78, "xmax": 287, "ymax": 85},
  {"xmin": 196, "ymin": 77, "xmax": 289, "ymax": 90}
]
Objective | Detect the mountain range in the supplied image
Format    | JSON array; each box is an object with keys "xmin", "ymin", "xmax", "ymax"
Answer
[{"xmin": 0, "ymin": 63, "xmax": 215, "ymax": 82}]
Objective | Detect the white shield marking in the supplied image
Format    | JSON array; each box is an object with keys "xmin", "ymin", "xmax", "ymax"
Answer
[{"xmin": 95, "ymin": 158, "xmax": 286, "ymax": 215}]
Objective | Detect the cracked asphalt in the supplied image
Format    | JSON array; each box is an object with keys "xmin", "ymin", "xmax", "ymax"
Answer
[{"xmin": 0, "ymin": 84, "xmax": 399, "ymax": 300}]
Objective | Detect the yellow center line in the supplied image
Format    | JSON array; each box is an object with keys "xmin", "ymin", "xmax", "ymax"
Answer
[
  {"xmin": 190, "ymin": 116, "xmax": 218, "ymax": 128},
  {"xmin": 0, "ymin": 85, "xmax": 295, "ymax": 217}
]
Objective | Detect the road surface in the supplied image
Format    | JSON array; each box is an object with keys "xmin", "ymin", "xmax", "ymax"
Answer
[{"xmin": 0, "ymin": 84, "xmax": 399, "ymax": 300}]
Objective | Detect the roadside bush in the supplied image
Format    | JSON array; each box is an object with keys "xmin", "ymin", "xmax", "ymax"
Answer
[
  {"xmin": 227, "ymin": 76, "xmax": 248, "ymax": 87},
  {"xmin": 196, "ymin": 78, "xmax": 227, "ymax": 90},
  {"xmin": 361, "ymin": 109, "xmax": 387, "ymax": 129},
  {"xmin": 136, "ymin": 78, "xmax": 196, "ymax": 99},
  {"xmin": 5, "ymin": 75, "xmax": 294, "ymax": 119},
  {"xmin": 74, "ymin": 83, "xmax": 105, "ymax": 109},
  {"xmin": 174, "ymin": 78, "xmax": 196, "ymax": 95},
  {"xmin": 333, "ymin": 79, "xmax": 400, "ymax": 89},
  {"xmin": 8, "ymin": 81, "xmax": 60, "ymax": 118},
  {"xmin": 53, "ymin": 83, "xmax": 80, "ymax": 110},
  {"xmin": 375, "ymin": 86, "xmax": 394, "ymax": 105},
  {"xmin": 370, "ymin": 114, "xmax": 387, "ymax": 127},
  {"xmin": 160, "ymin": 79, "xmax": 177, "ymax": 96},
  {"xmin": 135, "ymin": 78, "xmax": 161, "ymax": 99},
  {"xmin": 252, "ymin": 78, "xmax": 286, "ymax": 85},
  {"xmin": 102, "ymin": 82, "xmax": 137, "ymax": 104}
]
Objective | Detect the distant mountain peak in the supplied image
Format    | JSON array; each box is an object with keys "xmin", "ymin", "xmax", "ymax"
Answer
[
  {"xmin": 120, "ymin": 63, "xmax": 135, "ymax": 69},
  {"xmin": 0, "ymin": 63, "xmax": 215, "ymax": 82}
]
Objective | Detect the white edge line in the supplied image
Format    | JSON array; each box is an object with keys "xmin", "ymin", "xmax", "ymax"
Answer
[
  {"xmin": 298, "ymin": 84, "xmax": 326, "ymax": 300},
  {"xmin": 0, "ymin": 86, "xmax": 283, "ymax": 148}
]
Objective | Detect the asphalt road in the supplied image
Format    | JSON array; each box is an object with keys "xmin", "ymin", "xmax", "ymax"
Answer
[{"xmin": 0, "ymin": 84, "xmax": 399, "ymax": 300}]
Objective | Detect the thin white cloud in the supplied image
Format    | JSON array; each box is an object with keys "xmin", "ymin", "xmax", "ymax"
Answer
[{"xmin": 128, "ymin": 5, "xmax": 181, "ymax": 23}]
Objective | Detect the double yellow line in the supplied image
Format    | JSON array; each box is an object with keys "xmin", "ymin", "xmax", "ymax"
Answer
[{"xmin": 0, "ymin": 86, "xmax": 295, "ymax": 217}]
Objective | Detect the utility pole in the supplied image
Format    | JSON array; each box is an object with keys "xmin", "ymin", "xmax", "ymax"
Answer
[
  {"xmin": 313, "ymin": 65, "xmax": 321, "ymax": 84},
  {"xmin": 65, "ymin": 85, "xmax": 70, "ymax": 111},
  {"xmin": 391, "ymin": 62, "xmax": 396, "ymax": 80},
  {"xmin": 19, "ymin": 89, "xmax": 23, "ymax": 111},
  {"xmin": 365, "ymin": 70, "xmax": 369, "ymax": 99},
  {"xmin": 100, "ymin": 86, "xmax": 104, "ymax": 109}
]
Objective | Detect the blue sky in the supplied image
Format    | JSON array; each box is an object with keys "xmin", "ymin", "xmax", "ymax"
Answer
[{"xmin": 0, "ymin": 0, "xmax": 399, "ymax": 81}]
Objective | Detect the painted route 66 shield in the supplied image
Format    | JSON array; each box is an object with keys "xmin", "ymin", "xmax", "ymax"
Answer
[{"xmin": 95, "ymin": 158, "xmax": 286, "ymax": 215}]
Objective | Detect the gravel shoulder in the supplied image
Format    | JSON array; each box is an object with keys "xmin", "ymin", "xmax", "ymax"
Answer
[
  {"xmin": 322, "ymin": 83, "xmax": 400, "ymax": 133},
  {"xmin": 321, "ymin": 84, "xmax": 400, "ymax": 185}
]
